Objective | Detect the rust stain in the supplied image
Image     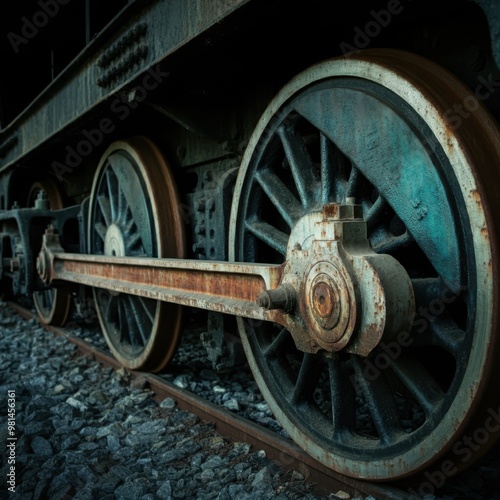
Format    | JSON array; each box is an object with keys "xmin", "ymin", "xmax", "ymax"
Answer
[
  {"xmin": 63, "ymin": 259, "xmax": 265, "ymax": 302},
  {"xmin": 322, "ymin": 203, "xmax": 340, "ymax": 220},
  {"xmin": 470, "ymin": 188, "xmax": 482, "ymax": 209}
]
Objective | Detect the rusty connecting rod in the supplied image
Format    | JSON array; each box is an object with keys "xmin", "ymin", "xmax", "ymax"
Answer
[{"xmin": 36, "ymin": 227, "xmax": 286, "ymax": 325}]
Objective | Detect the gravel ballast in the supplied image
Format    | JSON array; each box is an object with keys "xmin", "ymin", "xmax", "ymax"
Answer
[
  {"xmin": 2, "ymin": 301, "xmax": 500, "ymax": 499},
  {"xmin": 0, "ymin": 302, "xmax": 355, "ymax": 499}
]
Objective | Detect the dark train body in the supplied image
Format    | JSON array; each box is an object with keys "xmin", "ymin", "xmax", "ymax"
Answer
[{"xmin": 2, "ymin": 0, "xmax": 500, "ymax": 486}]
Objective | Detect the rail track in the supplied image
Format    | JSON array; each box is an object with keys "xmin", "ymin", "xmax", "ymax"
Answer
[{"xmin": 8, "ymin": 300, "xmax": 408, "ymax": 500}]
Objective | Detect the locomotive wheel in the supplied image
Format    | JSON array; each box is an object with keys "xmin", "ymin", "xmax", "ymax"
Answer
[
  {"xmin": 229, "ymin": 50, "xmax": 500, "ymax": 480},
  {"xmin": 29, "ymin": 180, "xmax": 72, "ymax": 325},
  {"xmin": 88, "ymin": 137, "xmax": 185, "ymax": 372}
]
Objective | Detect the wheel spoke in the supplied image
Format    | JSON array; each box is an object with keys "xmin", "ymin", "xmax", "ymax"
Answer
[
  {"xmin": 263, "ymin": 328, "xmax": 290, "ymax": 358},
  {"xmin": 119, "ymin": 298, "xmax": 139, "ymax": 350},
  {"xmin": 37, "ymin": 291, "xmax": 46, "ymax": 310},
  {"xmin": 412, "ymin": 277, "xmax": 443, "ymax": 299},
  {"xmin": 390, "ymin": 356, "xmax": 444, "ymax": 415},
  {"xmin": 277, "ymin": 123, "xmax": 320, "ymax": 208},
  {"xmin": 97, "ymin": 194, "xmax": 112, "ymax": 227},
  {"xmin": 127, "ymin": 296, "xmax": 149, "ymax": 346},
  {"xmin": 410, "ymin": 279, "xmax": 466, "ymax": 355},
  {"xmin": 245, "ymin": 220, "xmax": 288, "ymax": 256},
  {"xmin": 373, "ymin": 232, "xmax": 413, "ymax": 254},
  {"xmin": 124, "ymin": 212, "xmax": 135, "ymax": 235},
  {"xmin": 255, "ymin": 169, "xmax": 302, "ymax": 228},
  {"xmin": 352, "ymin": 358, "xmax": 404, "ymax": 444},
  {"xmin": 427, "ymin": 319, "xmax": 465, "ymax": 356},
  {"xmin": 105, "ymin": 167, "xmax": 119, "ymax": 222},
  {"xmin": 115, "ymin": 299, "xmax": 125, "ymax": 344},
  {"xmin": 46, "ymin": 290, "xmax": 55, "ymax": 309},
  {"xmin": 138, "ymin": 297, "xmax": 156, "ymax": 324},
  {"xmin": 366, "ymin": 195, "xmax": 387, "ymax": 229},
  {"xmin": 125, "ymin": 231, "xmax": 142, "ymax": 254},
  {"xmin": 118, "ymin": 189, "xmax": 127, "ymax": 224},
  {"xmin": 412, "ymin": 277, "xmax": 465, "ymax": 309},
  {"xmin": 328, "ymin": 358, "xmax": 356, "ymax": 437},
  {"xmin": 37, "ymin": 290, "xmax": 47, "ymax": 310},
  {"xmin": 95, "ymin": 222, "xmax": 107, "ymax": 242},
  {"xmin": 290, "ymin": 353, "xmax": 323, "ymax": 405},
  {"xmin": 346, "ymin": 167, "xmax": 361, "ymax": 198},
  {"xmin": 105, "ymin": 295, "xmax": 118, "ymax": 330}
]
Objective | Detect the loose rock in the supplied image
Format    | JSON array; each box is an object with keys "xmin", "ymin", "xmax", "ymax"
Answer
[{"xmin": 2, "ymin": 301, "xmax": 499, "ymax": 499}]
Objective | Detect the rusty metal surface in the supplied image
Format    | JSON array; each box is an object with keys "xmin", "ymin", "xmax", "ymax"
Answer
[
  {"xmin": 6, "ymin": 300, "xmax": 406, "ymax": 500},
  {"xmin": 47, "ymin": 251, "xmax": 284, "ymax": 323}
]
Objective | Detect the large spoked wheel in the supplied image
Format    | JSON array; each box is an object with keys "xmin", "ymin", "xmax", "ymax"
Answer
[
  {"xmin": 29, "ymin": 180, "xmax": 72, "ymax": 325},
  {"xmin": 230, "ymin": 50, "xmax": 500, "ymax": 480},
  {"xmin": 88, "ymin": 137, "xmax": 185, "ymax": 372}
]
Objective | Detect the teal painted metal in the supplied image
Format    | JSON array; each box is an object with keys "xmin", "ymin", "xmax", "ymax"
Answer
[{"xmin": 293, "ymin": 84, "xmax": 462, "ymax": 292}]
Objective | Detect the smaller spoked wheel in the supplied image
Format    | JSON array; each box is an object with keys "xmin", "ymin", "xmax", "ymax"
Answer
[
  {"xmin": 29, "ymin": 180, "xmax": 72, "ymax": 325},
  {"xmin": 88, "ymin": 137, "xmax": 185, "ymax": 371}
]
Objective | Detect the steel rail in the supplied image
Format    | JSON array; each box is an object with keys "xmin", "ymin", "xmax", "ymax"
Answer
[{"xmin": 7, "ymin": 301, "xmax": 406, "ymax": 500}]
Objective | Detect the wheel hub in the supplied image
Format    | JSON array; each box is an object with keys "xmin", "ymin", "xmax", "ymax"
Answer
[
  {"xmin": 103, "ymin": 224, "xmax": 126, "ymax": 297},
  {"xmin": 306, "ymin": 263, "xmax": 350, "ymax": 343},
  {"xmin": 261, "ymin": 202, "xmax": 415, "ymax": 356},
  {"xmin": 311, "ymin": 276, "xmax": 338, "ymax": 322},
  {"xmin": 104, "ymin": 224, "xmax": 126, "ymax": 257}
]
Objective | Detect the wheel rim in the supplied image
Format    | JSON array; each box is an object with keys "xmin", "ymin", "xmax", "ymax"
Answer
[
  {"xmin": 229, "ymin": 50, "xmax": 500, "ymax": 480},
  {"xmin": 88, "ymin": 137, "xmax": 185, "ymax": 372},
  {"xmin": 29, "ymin": 180, "xmax": 72, "ymax": 325}
]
